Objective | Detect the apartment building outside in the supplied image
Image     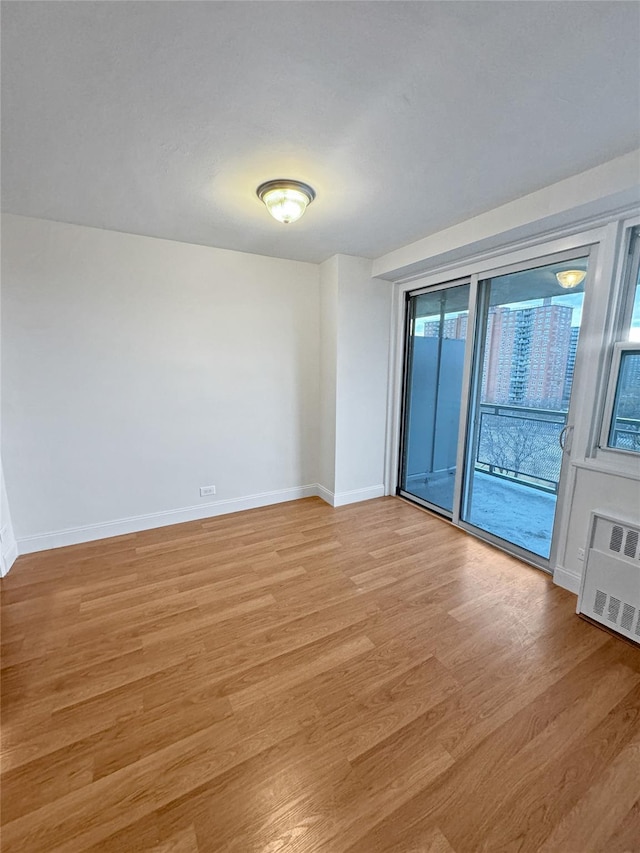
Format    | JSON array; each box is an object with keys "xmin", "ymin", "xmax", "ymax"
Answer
[{"xmin": 420, "ymin": 300, "xmax": 575, "ymax": 411}]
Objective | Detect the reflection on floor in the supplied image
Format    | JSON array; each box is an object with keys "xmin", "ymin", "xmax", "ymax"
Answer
[{"xmin": 405, "ymin": 471, "xmax": 555, "ymax": 559}]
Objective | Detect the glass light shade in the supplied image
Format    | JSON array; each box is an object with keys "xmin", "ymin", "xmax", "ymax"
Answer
[
  {"xmin": 556, "ymin": 269, "xmax": 586, "ymax": 289},
  {"xmin": 257, "ymin": 180, "xmax": 316, "ymax": 224}
]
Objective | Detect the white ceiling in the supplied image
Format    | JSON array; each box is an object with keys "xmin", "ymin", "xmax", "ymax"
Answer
[{"xmin": 2, "ymin": 1, "xmax": 639, "ymax": 264}]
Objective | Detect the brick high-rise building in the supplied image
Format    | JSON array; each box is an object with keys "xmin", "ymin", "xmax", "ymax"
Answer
[
  {"xmin": 562, "ymin": 326, "xmax": 580, "ymax": 409},
  {"xmin": 418, "ymin": 301, "xmax": 575, "ymax": 409},
  {"xmin": 421, "ymin": 313, "xmax": 468, "ymax": 340},
  {"xmin": 481, "ymin": 301, "xmax": 573, "ymax": 409}
]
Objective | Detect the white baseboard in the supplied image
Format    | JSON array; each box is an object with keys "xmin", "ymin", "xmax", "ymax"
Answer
[
  {"xmin": 16, "ymin": 484, "xmax": 319, "ymax": 555},
  {"xmin": 316, "ymin": 484, "xmax": 386, "ymax": 508},
  {"xmin": 1, "ymin": 540, "xmax": 18, "ymax": 577},
  {"xmin": 14, "ymin": 482, "xmax": 388, "ymax": 556},
  {"xmin": 316, "ymin": 484, "xmax": 335, "ymax": 506},
  {"xmin": 334, "ymin": 485, "xmax": 386, "ymax": 507},
  {"xmin": 553, "ymin": 565, "xmax": 581, "ymax": 595}
]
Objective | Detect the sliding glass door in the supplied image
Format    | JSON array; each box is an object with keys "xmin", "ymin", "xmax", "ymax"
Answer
[
  {"xmin": 398, "ymin": 253, "xmax": 589, "ymax": 566},
  {"xmin": 399, "ymin": 283, "xmax": 470, "ymax": 515},
  {"xmin": 461, "ymin": 257, "xmax": 587, "ymax": 560}
]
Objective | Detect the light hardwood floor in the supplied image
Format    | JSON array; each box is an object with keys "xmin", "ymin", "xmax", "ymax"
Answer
[{"xmin": 1, "ymin": 496, "xmax": 639, "ymax": 852}]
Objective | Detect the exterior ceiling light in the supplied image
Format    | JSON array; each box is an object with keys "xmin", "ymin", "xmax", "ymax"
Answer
[
  {"xmin": 256, "ymin": 179, "xmax": 316, "ymax": 224},
  {"xmin": 556, "ymin": 269, "xmax": 586, "ymax": 289}
]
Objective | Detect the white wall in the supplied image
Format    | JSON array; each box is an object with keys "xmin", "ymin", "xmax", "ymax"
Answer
[
  {"xmin": 318, "ymin": 256, "xmax": 339, "ymax": 494},
  {"xmin": 334, "ymin": 256, "xmax": 391, "ymax": 499},
  {"xmin": 317, "ymin": 254, "xmax": 392, "ymax": 505},
  {"xmin": 2, "ymin": 214, "xmax": 320, "ymax": 550},
  {"xmin": 0, "ymin": 223, "xmax": 17, "ymax": 574},
  {"xmin": 0, "ymin": 458, "xmax": 18, "ymax": 575}
]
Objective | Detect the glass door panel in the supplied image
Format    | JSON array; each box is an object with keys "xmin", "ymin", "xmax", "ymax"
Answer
[
  {"xmin": 461, "ymin": 257, "xmax": 588, "ymax": 560},
  {"xmin": 399, "ymin": 283, "xmax": 470, "ymax": 515}
]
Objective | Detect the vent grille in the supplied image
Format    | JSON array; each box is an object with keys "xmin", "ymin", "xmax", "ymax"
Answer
[
  {"xmin": 607, "ymin": 523, "xmax": 640, "ymax": 559},
  {"xmin": 621, "ymin": 603, "xmax": 636, "ymax": 632},
  {"xmin": 610, "ymin": 525, "xmax": 624, "ymax": 552},
  {"xmin": 624, "ymin": 529, "xmax": 639, "ymax": 559},
  {"xmin": 592, "ymin": 589, "xmax": 638, "ymax": 637},
  {"xmin": 608, "ymin": 596, "xmax": 621, "ymax": 623}
]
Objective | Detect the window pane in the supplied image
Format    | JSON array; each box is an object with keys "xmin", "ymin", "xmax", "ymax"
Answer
[
  {"xmin": 400, "ymin": 284, "xmax": 470, "ymax": 514},
  {"xmin": 608, "ymin": 351, "xmax": 640, "ymax": 452}
]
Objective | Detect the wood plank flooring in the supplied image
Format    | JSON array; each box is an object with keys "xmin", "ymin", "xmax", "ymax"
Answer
[{"xmin": 1, "ymin": 496, "xmax": 639, "ymax": 852}]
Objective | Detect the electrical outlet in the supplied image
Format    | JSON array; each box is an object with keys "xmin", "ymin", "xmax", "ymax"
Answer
[
  {"xmin": 200, "ymin": 485, "xmax": 216, "ymax": 497},
  {"xmin": 577, "ymin": 547, "xmax": 585, "ymax": 561}
]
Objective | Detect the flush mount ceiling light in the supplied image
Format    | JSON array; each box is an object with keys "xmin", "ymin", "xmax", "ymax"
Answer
[
  {"xmin": 556, "ymin": 269, "xmax": 587, "ymax": 289},
  {"xmin": 256, "ymin": 179, "xmax": 316, "ymax": 224}
]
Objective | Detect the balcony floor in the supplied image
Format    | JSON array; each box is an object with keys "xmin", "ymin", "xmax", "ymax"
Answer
[{"xmin": 404, "ymin": 471, "xmax": 556, "ymax": 559}]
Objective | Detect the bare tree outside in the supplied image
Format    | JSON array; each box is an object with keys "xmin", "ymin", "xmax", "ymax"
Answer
[{"xmin": 477, "ymin": 412, "xmax": 563, "ymax": 485}]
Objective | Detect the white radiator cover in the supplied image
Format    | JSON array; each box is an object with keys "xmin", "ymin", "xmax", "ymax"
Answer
[{"xmin": 577, "ymin": 511, "xmax": 640, "ymax": 645}]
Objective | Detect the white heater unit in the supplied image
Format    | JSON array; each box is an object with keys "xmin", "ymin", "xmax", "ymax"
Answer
[{"xmin": 577, "ymin": 511, "xmax": 640, "ymax": 645}]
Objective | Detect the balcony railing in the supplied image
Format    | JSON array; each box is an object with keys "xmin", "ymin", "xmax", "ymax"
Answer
[
  {"xmin": 475, "ymin": 404, "xmax": 567, "ymax": 493},
  {"xmin": 475, "ymin": 406, "xmax": 640, "ymax": 491}
]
